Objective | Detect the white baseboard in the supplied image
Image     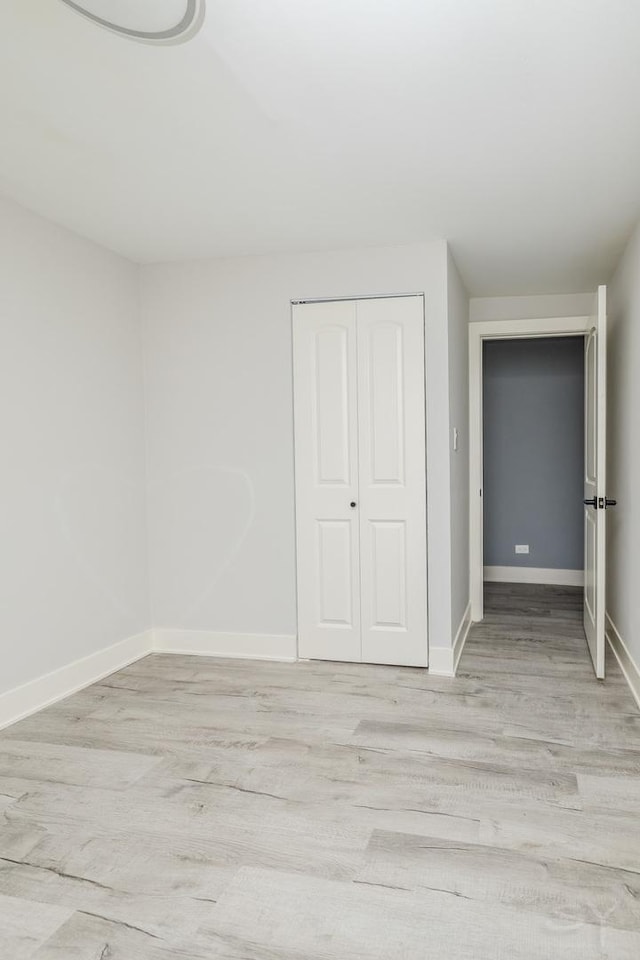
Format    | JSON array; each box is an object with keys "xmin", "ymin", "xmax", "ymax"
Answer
[
  {"xmin": 427, "ymin": 646, "xmax": 454, "ymax": 676},
  {"xmin": 4, "ymin": 612, "xmax": 491, "ymax": 729},
  {"xmin": 453, "ymin": 601, "xmax": 472, "ymax": 674},
  {"xmin": 153, "ymin": 629, "xmax": 298, "ymax": 662},
  {"xmin": 429, "ymin": 601, "xmax": 472, "ymax": 677},
  {"xmin": 606, "ymin": 614, "xmax": 640, "ymax": 711},
  {"xmin": 0, "ymin": 630, "xmax": 153, "ymax": 731},
  {"xmin": 0, "ymin": 628, "xmax": 297, "ymax": 731},
  {"xmin": 484, "ymin": 566, "xmax": 584, "ymax": 587}
]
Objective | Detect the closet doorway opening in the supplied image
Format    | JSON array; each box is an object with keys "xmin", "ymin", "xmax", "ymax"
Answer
[{"xmin": 469, "ymin": 290, "xmax": 611, "ymax": 678}]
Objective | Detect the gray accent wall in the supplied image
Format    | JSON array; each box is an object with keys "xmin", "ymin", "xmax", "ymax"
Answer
[{"xmin": 483, "ymin": 337, "xmax": 584, "ymax": 570}]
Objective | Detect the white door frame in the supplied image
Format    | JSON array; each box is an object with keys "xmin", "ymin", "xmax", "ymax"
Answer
[{"xmin": 469, "ymin": 315, "xmax": 592, "ymax": 622}]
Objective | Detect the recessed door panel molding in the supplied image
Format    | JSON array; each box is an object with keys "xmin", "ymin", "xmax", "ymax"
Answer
[
  {"xmin": 368, "ymin": 322, "xmax": 405, "ymax": 485},
  {"xmin": 583, "ymin": 285, "xmax": 607, "ymax": 679},
  {"xmin": 584, "ymin": 509, "xmax": 596, "ymax": 623},
  {"xmin": 293, "ymin": 295, "xmax": 427, "ymax": 668},
  {"xmin": 585, "ymin": 330, "xmax": 597, "ymax": 483},
  {"xmin": 313, "ymin": 326, "xmax": 352, "ymax": 485},
  {"xmin": 370, "ymin": 520, "xmax": 407, "ymax": 629},
  {"xmin": 317, "ymin": 521, "xmax": 354, "ymax": 626}
]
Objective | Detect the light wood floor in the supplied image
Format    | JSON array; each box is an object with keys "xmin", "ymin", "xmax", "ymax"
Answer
[{"xmin": 1, "ymin": 583, "xmax": 639, "ymax": 958}]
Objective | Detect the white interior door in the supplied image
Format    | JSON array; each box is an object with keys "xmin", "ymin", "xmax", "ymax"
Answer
[
  {"xmin": 293, "ymin": 296, "xmax": 427, "ymax": 667},
  {"xmin": 356, "ymin": 297, "xmax": 428, "ymax": 666},
  {"xmin": 583, "ymin": 285, "xmax": 607, "ymax": 678},
  {"xmin": 293, "ymin": 300, "xmax": 361, "ymax": 662}
]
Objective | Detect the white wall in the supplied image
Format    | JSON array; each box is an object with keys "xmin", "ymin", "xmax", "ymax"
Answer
[
  {"xmin": 447, "ymin": 251, "xmax": 470, "ymax": 643},
  {"xmin": 470, "ymin": 292, "xmax": 596, "ymax": 323},
  {"xmin": 607, "ymin": 223, "xmax": 640, "ymax": 674},
  {"xmin": 0, "ymin": 215, "xmax": 467, "ymax": 701},
  {"xmin": 140, "ymin": 242, "xmax": 459, "ymax": 655},
  {"xmin": 0, "ymin": 196, "xmax": 149, "ymax": 696}
]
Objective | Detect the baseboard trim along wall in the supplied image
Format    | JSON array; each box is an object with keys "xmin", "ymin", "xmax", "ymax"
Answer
[
  {"xmin": 427, "ymin": 646, "xmax": 454, "ymax": 676},
  {"xmin": 0, "ymin": 629, "xmax": 298, "ymax": 730},
  {"xmin": 429, "ymin": 602, "xmax": 472, "ymax": 677},
  {"xmin": 605, "ymin": 614, "xmax": 640, "ymax": 711},
  {"xmin": 152, "ymin": 629, "xmax": 298, "ymax": 662},
  {"xmin": 0, "ymin": 630, "xmax": 154, "ymax": 731},
  {"xmin": 484, "ymin": 566, "xmax": 584, "ymax": 587},
  {"xmin": 3, "ymin": 610, "xmax": 635, "ymax": 732},
  {"xmin": 3, "ymin": 615, "xmax": 490, "ymax": 730},
  {"xmin": 453, "ymin": 602, "xmax": 473, "ymax": 674}
]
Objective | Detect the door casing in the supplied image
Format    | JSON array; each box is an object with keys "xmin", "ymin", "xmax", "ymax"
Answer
[{"xmin": 469, "ymin": 314, "xmax": 593, "ymax": 623}]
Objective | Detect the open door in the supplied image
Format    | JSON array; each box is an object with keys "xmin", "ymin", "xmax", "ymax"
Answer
[{"xmin": 583, "ymin": 285, "xmax": 607, "ymax": 678}]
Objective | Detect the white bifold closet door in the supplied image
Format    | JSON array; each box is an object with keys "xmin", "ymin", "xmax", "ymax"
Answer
[{"xmin": 293, "ymin": 296, "xmax": 427, "ymax": 667}]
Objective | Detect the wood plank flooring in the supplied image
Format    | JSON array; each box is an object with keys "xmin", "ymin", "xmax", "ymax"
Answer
[{"xmin": 1, "ymin": 583, "xmax": 639, "ymax": 958}]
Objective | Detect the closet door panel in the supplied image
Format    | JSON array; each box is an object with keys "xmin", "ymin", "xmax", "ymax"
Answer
[
  {"xmin": 370, "ymin": 520, "xmax": 407, "ymax": 629},
  {"xmin": 356, "ymin": 297, "xmax": 428, "ymax": 666},
  {"xmin": 367, "ymin": 321, "xmax": 405, "ymax": 484},
  {"xmin": 293, "ymin": 301, "xmax": 361, "ymax": 662}
]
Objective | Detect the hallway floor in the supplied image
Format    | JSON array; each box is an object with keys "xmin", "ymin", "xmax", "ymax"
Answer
[{"xmin": 0, "ymin": 584, "xmax": 639, "ymax": 958}]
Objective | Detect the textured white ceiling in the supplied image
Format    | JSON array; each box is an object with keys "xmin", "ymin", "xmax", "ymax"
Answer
[{"xmin": 2, "ymin": 0, "xmax": 640, "ymax": 294}]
